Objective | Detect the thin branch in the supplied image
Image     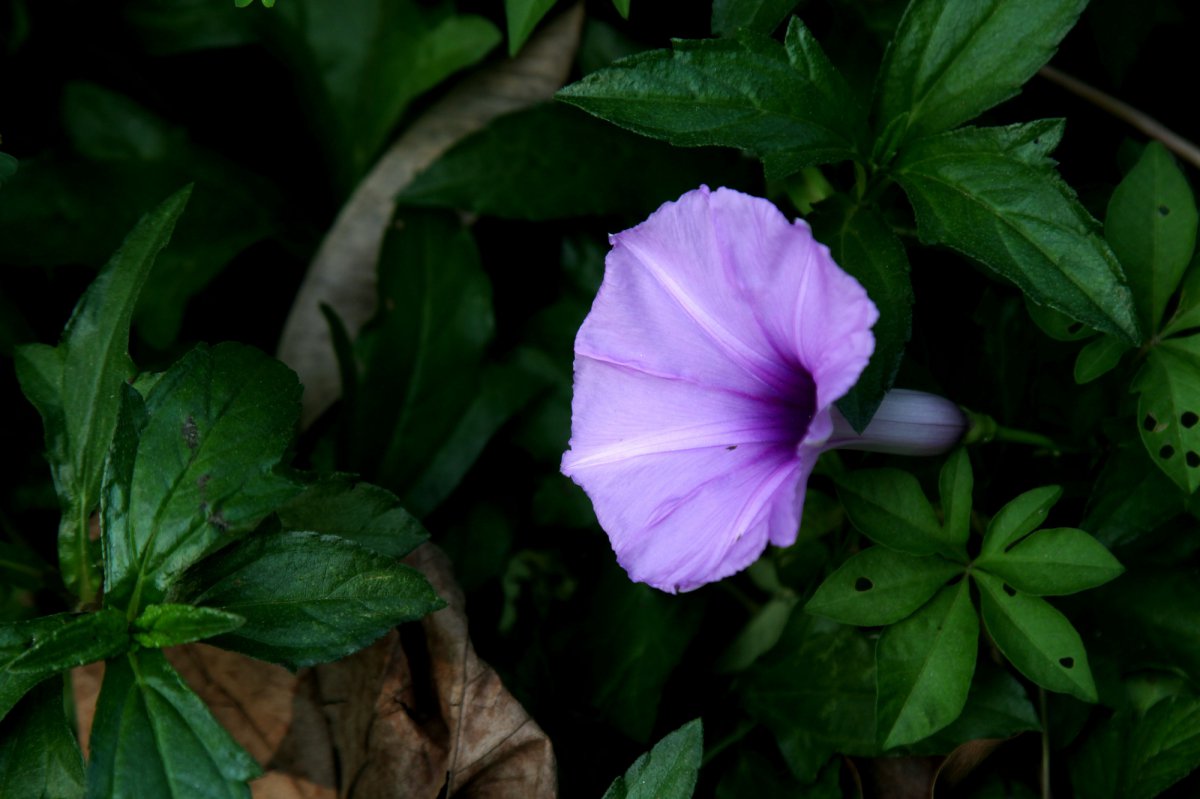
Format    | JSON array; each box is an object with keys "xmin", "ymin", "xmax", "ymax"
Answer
[{"xmin": 1039, "ymin": 65, "xmax": 1200, "ymax": 170}]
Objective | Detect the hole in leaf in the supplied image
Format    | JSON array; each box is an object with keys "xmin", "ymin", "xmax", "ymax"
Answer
[
  {"xmin": 1183, "ymin": 412, "xmax": 1199, "ymax": 428},
  {"xmin": 1003, "ymin": 583, "xmax": 1017, "ymax": 597},
  {"xmin": 1059, "ymin": 657, "xmax": 1075, "ymax": 669},
  {"xmin": 1159, "ymin": 205, "xmax": 1171, "ymax": 216},
  {"xmin": 1161, "ymin": 445, "xmax": 1176, "ymax": 460},
  {"xmin": 854, "ymin": 577, "xmax": 873, "ymax": 592},
  {"xmin": 1067, "ymin": 322, "xmax": 1083, "ymax": 334},
  {"xmin": 1144, "ymin": 414, "xmax": 1159, "ymax": 431},
  {"xmin": 1189, "ymin": 452, "xmax": 1200, "ymax": 468}
]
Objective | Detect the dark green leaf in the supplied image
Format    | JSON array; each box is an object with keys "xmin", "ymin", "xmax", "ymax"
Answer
[
  {"xmin": 975, "ymin": 528, "xmax": 1124, "ymax": 596},
  {"xmin": 876, "ymin": 580, "xmax": 978, "ymax": 749},
  {"xmin": 1106, "ymin": 141, "xmax": 1199, "ymax": 334},
  {"xmin": 86, "ymin": 650, "xmax": 259, "ymax": 798},
  {"xmin": 1088, "ymin": 569, "xmax": 1200, "ymax": 681},
  {"xmin": 602, "ymin": 718, "xmax": 703, "ymax": 799},
  {"xmin": 741, "ymin": 614, "xmax": 879, "ymax": 782},
  {"xmin": 505, "ymin": 0, "xmax": 555, "ymax": 55},
  {"xmin": 806, "ymin": 547, "xmax": 961, "ymax": 626},
  {"xmin": 586, "ymin": 569, "xmax": 702, "ymax": 741},
  {"xmin": 980, "ymin": 485, "xmax": 1063, "ymax": 557},
  {"xmin": 0, "ymin": 541, "xmax": 52, "ymax": 591},
  {"xmin": 894, "ymin": 121, "xmax": 1141, "ymax": 343},
  {"xmin": 0, "ymin": 678, "xmax": 85, "ymax": 799},
  {"xmin": 0, "ymin": 616, "xmax": 72, "ymax": 723},
  {"xmin": 397, "ymin": 104, "xmax": 755, "ymax": 220},
  {"xmin": 836, "ymin": 468, "xmax": 949, "ymax": 556},
  {"xmin": 102, "ymin": 343, "xmax": 301, "ymax": 614},
  {"xmin": 176, "ymin": 531, "xmax": 443, "ymax": 670},
  {"xmin": 1025, "ymin": 295, "xmax": 1096, "ymax": 341},
  {"xmin": 0, "ymin": 152, "xmax": 16, "ymax": 186},
  {"xmin": 711, "ymin": 0, "xmax": 802, "ymax": 36},
  {"xmin": 975, "ymin": 572, "xmax": 1096, "ymax": 702},
  {"xmin": 1163, "ymin": 255, "xmax": 1200, "ymax": 337},
  {"xmin": 557, "ymin": 19, "xmax": 864, "ymax": 178},
  {"xmin": 611, "ymin": 0, "xmax": 630, "ymax": 19},
  {"xmin": 1085, "ymin": 440, "xmax": 1186, "ymax": 552},
  {"xmin": 874, "ymin": 0, "xmax": 1088, "ymax": 148},
  {"xmin": 813, "ymin": 200, "xmax": 912, "ymax": 430},
  {"xmin": 1075, "ymin": 335, "xmax": 1130, "ymax": 384},
  {"xmin": 13, "ymin": 187, "xmax": 191, "ymax": 602},
  {"xmin": 717, "ymin": 594, "xmax": 799, "ymax": 673},
  {"xmin": 911, "ymin": 662, "xmax": 1040, "ymax": 755},
  {"xmin": 938, "ymin": 448, "xmax": 973, "ymax": 551},
  {"xmin": 276, "ymin": 474, "xmax": 427, "ymax": 559},
  {"xmin": 716, "ymin": 749, "xmax": 838, "ymax": 799},
  {"xmin": 131, "ymin": 604, "xmax": 244, "ymax": 649},
  {"xmin": 1133, "ymin": 336, "xmax": 1200, "ymax": 493}
]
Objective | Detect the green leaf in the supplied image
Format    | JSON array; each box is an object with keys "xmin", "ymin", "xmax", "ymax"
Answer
[
  {"xmin": 1075, "ymin": 335, "xmax": 1130, "ymax": 384},
  {"xmin": 938, "ymin": 448, "xmax": 973, "ymax": 551},
  {"xmin": 396, "ymin": 103, "xmax": 755, "ymax": 221},
  {"xmin": 911, "ymin": 662, "xmax": 1040, "ymax": 754},
  {"xmin": 612, "ymin": 0, "xmax": 631, "ymax": 20},
  {"xmin": 557, "ymin": 19, "xmax": 864, "ymax": 178},
  {"xmin": 505, "ymin": 0, "xmax": 555, "ymax": 55},
  {"xmin": 0, "ymin": 678, "xmax": 85, "ymax": 799},
  {"xmin": 1163, "ymin": 255, "xmax": 1200, "ymax": 337},
  {"xmin": 975, "ymin": 572, "xmax": 1096, "ymax": 702},
  {"xmin": 276, "ymin": 474, "xmax": 427, "ymax": 559},
  {"xmin": 740, "ymin": 614, "xmax": 879, "ymax": 782},
  {"xmin": 602, "ymin": 718, "xmax": 703, "ymax": 799},
  {"xmin": 86, "ymin": 650, "xmax": 259, "ymax": 798},
  {"xmin": 812, "ymin": 200, "xmax": 912, "ymax": 430},
  {"xmin": 0, "ymin": 541, "xmax": 52, "ymax": 591},
  {"xmin": 1085, "ymin": 441, "xmax": 1187, "ymax": 551},
  {"xmin": 717, "ymin": 594, "xmax": 799, "ymax": 673},
  {"xmin": 1, "ymin": 616, "xmax": 72, "ymax": 723},
  {"xmin": 980, "ymin": 485, "xmax": 1063, "ymax": 557},
  {"xmin": 806, "ymin": 547, "xmax": 961, "ymax": 626},
  {"xmin": 894, "ymin": 121, "xmax": 1142, "ymax": 343},
  {"xmin": 975, "ymin": 528, "xmax": 1124, "ymax": 596},
  {"xmin": 711, "ymin": 0, "xmax": 802, "ymax": 36},
  {"xmin": 102, "ymin": 343, "xmax": 301, "ymax": 615},
  {"xmin": 13, "ymin": 186, "xmax": 191, "ymax": 602},
  {"xmin": 1133, "ymin": 336, "xmax": 1200, "ymax": 493},
  {"xmin": 131, "ymin": 604, "xmax": 244, "ymax": 649},
  {"xmin": 876, "ymin": 580, "xmax": 978, "ymax": 749},
  {"xmin": 1089, "ymin": 569, "xmax": 1200, "ymax": 681},
  {"xmin": 0, "ymin": 152, "xmax": 16, "ymax": 186},
  {"xmin": 1106, "ymin": 141, "xmax": 1199, "ymax": 334},
  {"xmin": 585, "ymin": 569, "xmax": 703, "ymax": 741},
  {"xmin": 176, "ymin": 531, "xmax": 443, "ymax": 670},
  {"xmin": 836, "ymin": 469, "xmax": 950, "ymax": 556},
  {"xmin": 874, "ymin": 0, "xmax": 1089, "ymax": 149},
  {"xmin": 1025, "ymin": 295, "xmax": 1096, "ymax": 341}
]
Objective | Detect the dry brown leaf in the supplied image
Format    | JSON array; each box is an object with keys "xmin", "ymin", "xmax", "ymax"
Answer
[
  {"xmin": 277, "ymin": 3, "xmax": 585, "ymax": 428},
  {"xmin": 853, "ymin": 736, "xmax": 1009, "ymax": 799}
]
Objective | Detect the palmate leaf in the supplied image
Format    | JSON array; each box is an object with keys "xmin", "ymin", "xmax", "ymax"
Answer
[
  {"xmin": 175, "ymin": 531, "xmax": 443, "ymax": 670},
  {"xmin": 876, "ymin": 580, "xmax": 978, "ymax": 749},
  {"xmin": 0, "ymin": 678, "xmax": 85, "ymax": 799},
  {"xmin": 937, "ymin": 448, "xmax": 973, "ymax": 550},
  {"xmin": 102, "ymin": 343, "xmax": 301, "ymax": 615},
  {"xmin": 87, "ymin": 650, "xmax": 259, "ymax": 799},
  {"xmin": 13, "ymin": 187, "xmax": 191, "ymax": 601},
  {"xmin": 874, "ymin": 0, "xmax": 1089, "ymax": 152},
  {"xmin": 602, "ymin": 719, "xmax": 703, "ymax": 799},
  {"xmin": 558, "ymin": 18, "xmax": 865, "ymax": 178},
  {"xmin": 1133, "ymin": 336, "xmax": 1200, "ymax": 493},
  {"xmin": 975, "ymin": 528, "xmax": 1124, "ymax": 596},
  {"xmin": 894, "ymin": 121, "xmax": 1142, "ymax": 344},
  {"xmin": 835, "ymin": 468, "xmax": 955, "ymax": 556},
  {"xmin": 1106, "ymin": 141, "xmax": 1199, "ymax": 335},
  {"xmin": 979, "ymin": 485, "xmax": 1063, "ymax": 557},
  {"xmin": 806, "ymin": 547, "xmax": 961, "ymax": 627}
]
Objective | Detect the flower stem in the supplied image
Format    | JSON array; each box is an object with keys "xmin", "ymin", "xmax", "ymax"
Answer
[{"xmin": 961, "ymin": 409, "xmax": 1070, "ymax": 453}]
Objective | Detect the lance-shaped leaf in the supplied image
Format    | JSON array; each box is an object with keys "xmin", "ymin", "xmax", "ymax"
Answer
[
  {"xmin": 0, "ymin": 678, "xmax": 85, "ymax": 799},
  {"xmin": 836, "ymin": 468, "xmax": 953, "ymax": 556},
  {"xmin": 1075, "ymin": 335, "xmax": 1130, "ymax": 384},
  {"xmin": 86, "ymin": 650, "xmax": 259, "ymax": 799},
  {"xmin": 975, "ymin": 528, "xmax": 1124, "ymax": 596},
  {"xmin": 806, "ymin": 547, "xmax": 961, "ymax": 626},
  {"xmin": 894, "ymin": 121, "xmax": 1141, "ymax": 343},
  {"xmin": 558, "ymin": 18, "xmax": 864, "ymax": 177},
  {"xmin": 175, "ymin": 531, "xmax": 443, "ymax": 670},
  {"xmin": 1163, "ymin": 256, "xmax": 1200, "ymax": 337},
  {"xmin": 1, "ymin": 611, "xmax": 129, "ymax": 722},
  {"xmin": 102, "ymin": 343, "xmax": 301, "ymax": 614},
  {"xmin": 1106, "ymin": 141, "xmax": 1199, "ymax": 334},
  {"xmin": 975, "ymin": 572, "xmax": 1096, "ymax": 702},
  {"xmin": 602, "ymin": 718, "xmax": 703, "ymax": 799},
  {"xmin": 874, "ymin": 0, "xmax": 1088, "ymax": 150},
  {"xmin": 813, "ymin": 199, "xmax": 913, "ymax": 431},
  {"xmin": 276, "ymin": 474, "xmax": 428, "ymax": 559},
  {"xmin": 980, "ymin": 485, "xmax": 1063, "ymax": 557},
  {"xmin": 131, "ymin": 604, "xmax": 244, "ymax": 650},
  {"xmin": 938, "ymin": 448, "xmax": 973, "ymax": 551},
  {"xmin": 876, "ymin": 580, "xmax": 978, "ymax": 749},
  {"xmin": 505, "ymin": 0, "xmax": 556, "ymax": 55},
  {"xmin": 13, "ymin": 186, "xmax": 191, "ymax": 601},
  {"xmin": 1133, "ymin": 336, "xmax": 1200, "ymax": 493}
]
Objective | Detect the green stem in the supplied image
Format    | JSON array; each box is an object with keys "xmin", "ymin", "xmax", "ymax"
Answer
[
  {"xmin": 1040, "ymin": 687, "xmax": 1052, "ymax": 799},
  {"xmin": 961, "ymin": 409, "xmax": 1071, "ymax": 454}
]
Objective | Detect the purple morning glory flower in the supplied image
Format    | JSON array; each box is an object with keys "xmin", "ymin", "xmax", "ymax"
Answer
[{"xmin": 562, "ymin": 186, "xmax": 961, "ymax": 593}]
